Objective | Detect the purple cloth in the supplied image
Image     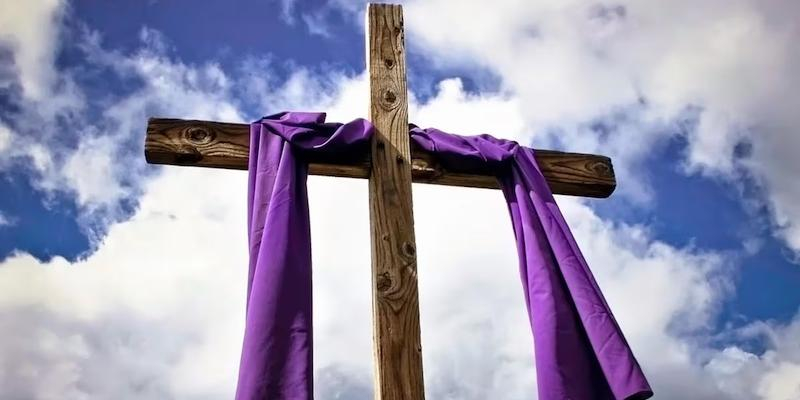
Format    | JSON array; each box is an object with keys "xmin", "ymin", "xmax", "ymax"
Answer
[{"xmin": 238, "ymin": 111, "xmax": 652, "ymax": 400}]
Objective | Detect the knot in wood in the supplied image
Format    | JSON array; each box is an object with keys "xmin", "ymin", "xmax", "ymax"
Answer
[
  {"xmin": 383, "ymin": 90, "xmax": 397, "ymax": 104},
  {"xmin": 384, "ymin": 58, "xmax": 394, "ymax": 68},
  {"xmin": 403, "ymin": 241, "xmax": 416, "ymax": 257},
  {"xmin": 376, "ymin": 272, "xmax": 392, "ymax": 292},
  {"xmin": 184, "ymin": 127, "xmax": 215, "ymax": 145},
  {"xmin": 590, "ymin": 161, "xmax": 612, "ymax": 177}
]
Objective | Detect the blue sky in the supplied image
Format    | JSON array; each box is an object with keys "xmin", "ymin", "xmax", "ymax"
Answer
[{"xmin": 1, "ymin": 1, "xmax": 800, "ymax": 399}]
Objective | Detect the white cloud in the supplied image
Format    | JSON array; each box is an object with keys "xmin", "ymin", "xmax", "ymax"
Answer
[
  {"xmin": 277, "ymin": 0, "xmax": 297, "ymax": 25},
  {"xmin": 2, "ymin": 52, "xmax": 799, "ymax": 399},
  {"xmin": 0, "ymin": 122, "xmax": 11, "ymax": 154},
  {"xmin": 2, "ymin": 152, "xmax": 797, "ymax": 399},
  {"xmin": 1, "ymin": 22, "xmax": 246, "ymax": 224},
  {"xmin": 302, "ymin": 12, "xmax": 333, "ymax": 38},
  {"xmin": 706, "ymin": 317, "xmax": 800, "ymax": 399},
  {"xmin": 0, "ymin": 167, "xmax": 248, "ymax": 399},
  {"xmin": 0, "ymin": 0, "xmax": 63, "ymax": 100},
  {"xmin": 1, "ymin": 3, "xmax": 800, "ymax": 400},
  {"xmin": 0, "ymin": 211, "xmax": 14, "ymax": 227},
  {"xmin": 394, "ymin": 0, "xmax": 800, "ymax": 255},
  {"xmin": 62, "ymin": 136, "xmax": 125, "ymax": 209}
]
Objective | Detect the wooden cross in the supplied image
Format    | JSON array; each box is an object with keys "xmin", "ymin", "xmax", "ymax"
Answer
[{"xmin": 144, "ymin": 4, "xmax": 615, "ymax": 399}]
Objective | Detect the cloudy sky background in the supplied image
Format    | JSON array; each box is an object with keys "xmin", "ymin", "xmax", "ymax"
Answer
[{"xmin": 1, "ymin": 0, "xmax": 799, "ymax": 398}]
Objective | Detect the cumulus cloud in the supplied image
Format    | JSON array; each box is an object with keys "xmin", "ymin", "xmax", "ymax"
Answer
[
  {"xmin": 2, "ymin": 51, "xmax": 799, "ymax": 398},
  {"xmin": 394, "ymin": 0, "xmax": 800, "ymax": 256},
  {"xmin": 707, "ymin": 317, "xmax": 800, "ymax": 399},
  {"xmin": 0, "ymin": 168, "xmax": 248, "ymax": 399},
  {"xmin": 2, "ymin": 149, "xmax": 798, "ymax": 399},
  {"xmin": 0, "ymin": 0, "xmax": 63, "ymax": 100},
  {"xmin": 2, "ymin": 1, "xmax": 800, "ymax": 400},
  {"xmin": 0, "ymin": 19, "xmax": 245, "ymax": 227}
]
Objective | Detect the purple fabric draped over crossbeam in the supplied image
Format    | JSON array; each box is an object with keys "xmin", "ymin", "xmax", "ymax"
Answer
[{"xmin": 238, "ymin": 111, "xmax": 652, "ymax": 400}]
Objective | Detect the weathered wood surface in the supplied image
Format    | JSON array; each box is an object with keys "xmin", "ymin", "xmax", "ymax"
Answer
[
  {"xmin": 366, "ymin": 4, "xmax": 425, "ymax": 400},
  {"xmin": 145, "ymin": 118, "xmax": 617, "ymax": 197}
]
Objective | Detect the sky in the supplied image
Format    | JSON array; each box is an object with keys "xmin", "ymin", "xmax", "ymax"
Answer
[{"xmin": 0, "ymin": 0, "xmax": 799, "ymax": 399}]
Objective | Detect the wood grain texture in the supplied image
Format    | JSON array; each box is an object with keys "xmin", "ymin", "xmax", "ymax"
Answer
[
  {"xmin": 145, "ymin": 118, "xmax": 617, "ymax": 197},
  {"xmin": 366, "ymin": 4, "xmax": 425, "ymax": 400}
]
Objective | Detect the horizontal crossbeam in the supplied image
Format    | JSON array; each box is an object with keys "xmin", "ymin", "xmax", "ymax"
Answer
[{"xmin": 144, "ymin": 118, "xmax": 616, "ymax": 197}]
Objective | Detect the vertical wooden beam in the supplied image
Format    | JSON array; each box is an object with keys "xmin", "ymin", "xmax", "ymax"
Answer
[{"xmin": 366, "ymin": 4, "xmax": 425, "ymax": 400}]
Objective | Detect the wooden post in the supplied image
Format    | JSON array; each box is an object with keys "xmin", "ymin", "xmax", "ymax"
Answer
[{"xmin": 366, "ymin": 4, "xmax": 425, "ymax": 399}]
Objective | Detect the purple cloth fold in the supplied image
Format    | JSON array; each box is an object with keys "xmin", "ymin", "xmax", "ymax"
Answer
[{"xmin": 238, "ymin": 112, "xmax": 652, "ymax": 400}]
